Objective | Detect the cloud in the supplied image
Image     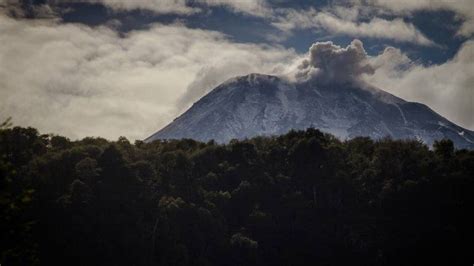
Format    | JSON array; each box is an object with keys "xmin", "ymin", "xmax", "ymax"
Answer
[
  {"xmin": 272, "ymin": 8, "xmax": 435, "ymax": 46},
  {"xmin": 349, "ymin": 0, "xmax": 474, "ymax": 37},
  {"xmin": 365, "ymin": 41, "xmax": 474, "ymax": 130},
  {"xmin": 199, "ymin": 0, "xmax": 271, "ymax": 17},
  {"xmin": 96, "ymin": 0, "xmax": 272, "ymax": 17},
  {"xmin": 1, "ymin": 0, "xmax": 197, "ymax": 16},
  {"xmin": 80, "ymin": 0, "xmax": 198, "ymax": 15},
  {"xmin": 0, "ymin": 14, "xmax": 295, "ymax": 140},
  {"xmin": 0, "ymin": 0, "xmax": 272, "ymax": 17},
  {"xmin": 290, "ymin": 39, "xmax": 374, "ymax": 84},
  {"xmin": 0, "ymin": 0, "xmax": 57, "ymax": 18}
]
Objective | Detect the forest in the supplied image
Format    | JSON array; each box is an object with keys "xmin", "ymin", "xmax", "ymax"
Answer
[{"xmin": 1, "ymin": 123, "xmax": 473, "ymax": 266}]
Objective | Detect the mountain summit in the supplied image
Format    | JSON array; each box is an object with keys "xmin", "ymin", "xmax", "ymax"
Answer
[{"xmin": 146, "ymin": 73, "xmax": 474, "ymax": 149}]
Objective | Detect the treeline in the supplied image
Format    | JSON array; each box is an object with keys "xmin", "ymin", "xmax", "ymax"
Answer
[{"xmin": 1, "ymin": 126, "xmax": 473, "ymax": 266}]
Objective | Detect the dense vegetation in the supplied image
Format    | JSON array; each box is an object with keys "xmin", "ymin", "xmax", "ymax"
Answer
[{"xmin": 1, "ymin": 124, "xmax": 473, "ymax": 266}]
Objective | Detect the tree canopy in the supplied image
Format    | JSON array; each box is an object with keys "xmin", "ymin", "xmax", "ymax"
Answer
[{"xmin": 1, "ymin": 126, "xmax": 473, "ymax": 265}]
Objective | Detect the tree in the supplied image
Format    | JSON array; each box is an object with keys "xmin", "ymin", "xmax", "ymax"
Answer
[
  {"xmin": 0, "ymin": 117, "xmax": 12, "ymax": 130},
  {"xmin": 434, "ymin": 139, "xmax": 454, "ymax": 159},
  {"xmin": 74, "ymin": 157, "xmax": 100, "ymax": 185},
  {"xmin": 1, "ymin": 126, "xmax": 473, "ymax": 266}
]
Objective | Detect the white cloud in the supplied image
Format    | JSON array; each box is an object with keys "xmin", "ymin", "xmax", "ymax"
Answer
[
  {"xmin": 100, "ymin": 0, "xmax": 272, "ymax": 17},
  {"xmin": 365, "ymin": 41, "xmax": 474, "ymax": 130},
  {"xmin": 199, "ymin": 0, "xmax": 271, "ymax": 17},
  {"xmin": 272, "ymin": 8, "xmax": 435, "ymax": 46},
  {"xmin": 87, "ymin": 0, "xmax": 198, "ymax": 14},
  {"xmin": 350, "ymin": 0, "xmax": 474, "ymax": 37},
  {"xmin": 1, "ymin": 0, "xmax": 272, "ymax": 17},
  {"xmin": 0, "ymin": 14, "xmax": 296, "ymax": 140}
]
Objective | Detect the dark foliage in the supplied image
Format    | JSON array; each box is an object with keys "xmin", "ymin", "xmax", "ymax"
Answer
[{"xmin": 1, "ymin": 126, "xmax": 473, "ymax": 265}]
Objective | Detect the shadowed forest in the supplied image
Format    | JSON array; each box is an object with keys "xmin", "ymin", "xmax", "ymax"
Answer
[{"xmin": 1, "ymin": 124, "xmax": 473, "ymax": 266}]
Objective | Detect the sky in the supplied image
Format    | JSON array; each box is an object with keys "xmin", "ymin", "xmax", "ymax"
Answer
[{"xmin": 0, "ymin": 0, "xmax": 473, "ymax": 140}]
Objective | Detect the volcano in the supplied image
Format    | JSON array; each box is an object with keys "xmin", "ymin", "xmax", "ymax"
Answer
[{"xmin": 146, "ymin": 73, "xmax": 474, "ymax": 149}]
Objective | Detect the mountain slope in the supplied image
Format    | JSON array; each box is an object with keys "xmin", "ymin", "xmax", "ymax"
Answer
[{"xmin": 146, "ymin": 73, "xmax": 474, "ymax": 148}]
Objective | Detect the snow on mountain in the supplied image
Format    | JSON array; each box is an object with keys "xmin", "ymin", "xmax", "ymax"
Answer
[{"xmin": 146, "ymin": 73, "xmax": 474, "ymax": 149}]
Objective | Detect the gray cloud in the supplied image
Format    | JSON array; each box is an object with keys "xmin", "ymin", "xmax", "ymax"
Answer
[
  {"xmin": 0, "ymin": 0, "xmax": 57, "ymax": 18},
  {"xmin": 291, "ymin": 39, "xmax": 374, "ymax": 84}
]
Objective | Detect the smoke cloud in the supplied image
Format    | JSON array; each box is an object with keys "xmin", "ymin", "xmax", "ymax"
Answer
[{"xmin": 292, "ymin": 39, "xmax": 374, "ymax": 84}]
